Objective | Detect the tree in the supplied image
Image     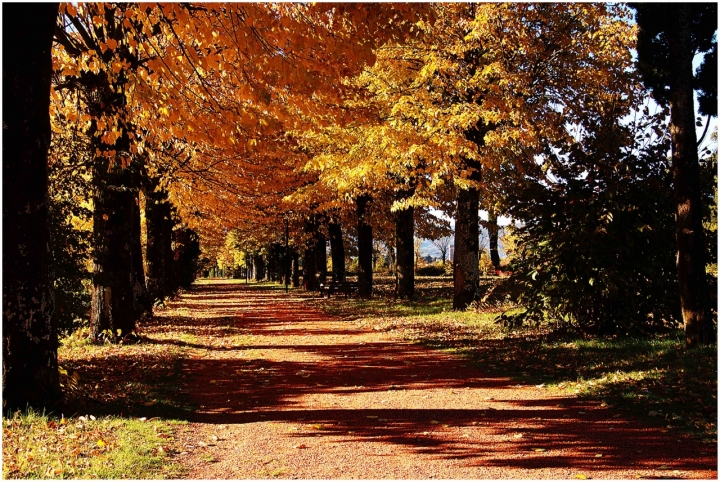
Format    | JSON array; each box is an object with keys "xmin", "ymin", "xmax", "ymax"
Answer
[
  {"xmin": 3, "ymin": 2, "xmax": 61, "ymax": 410},
  {"xmin": 356, "ymin": 195, "xmax": 374, "ymax": 297},
  {"xmin": 503, "ymin": 108, "xmax": 680, "ymax": 335},
  {"xmin": 328, "ymin": 220, "xmax": 346, "ymax": 282},
  {"xmin": 395, "ymin": 193, "xmax": 415, "ymax": 299},
  {"xmin": 432, "ymin": 236, "xmax": 452, "ymax": 266},
  {"xmin": 633, "ymin": 3, "xmax": 717, "ymax": 345}
]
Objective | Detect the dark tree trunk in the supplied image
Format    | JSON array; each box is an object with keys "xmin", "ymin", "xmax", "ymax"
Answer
[
  {"xmin": 267, "ymin": 243, "xmax": 281, "ymax": 282},
  {"xmin": 328, "ymin": 222, "xmax": 346, "ymax": 282},
  {"xmin": 163, "ymin": 206, "xmax": 177, "ymax": 295},
  {"xmin": 453, "ymin": 164, "xmax": 481, "ymax": 310},
  {"xmin": 395, "ymin": 204, "xmax": 415, "ymax": 299},
  {"xmin": 488, "ymin": 208, "xmax": 501, "ymax": 270},
  {"xmin": 668, "ymin": 6, "xmax": 711, "ymax": 346},
  {"xmin": 254, "ymin": 253, "xmax": 266, "ymax": 281},
  {"xmin": 245, "ymin": 252, "xmax": 253, "ymax": 281},
  {"xmin": 283, "ymin": 249, "xmax": 291, "ymax": 287},
  {"xmin": 90, "ymin": 157, "xmax": 137, "ymax": 341},
  {"xmin": 130, "ymin": 186, "xmax": 150, "ymax": 318},
  {"xmin": 292, "ymin": 251, "xmax": 301, "ymax": 288},
  {"xmin": 2, "ymin": 2, "xmax": 61, "ymax": 411},
  {"xmin": 316, "ymin": 232, "xmax": 327, "ymax": 285},
  {"xmin": 174, "ymin": 228, "xmax": 200, "ymax": 288},
  {"xmin": 143, "ymin": 184, "xmax": 172, "ymax": 302},
  {"xmin": 356, "ymin": 195, "xmax": 374, "ymax": 297},
  {"xmin": 303, "ymin": 220, "xmax": 318, "ymax": 291}
]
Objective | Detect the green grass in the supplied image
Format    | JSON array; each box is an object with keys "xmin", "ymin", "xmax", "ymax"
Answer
[
  {"xmin": 2, "ymin": 409, "xmax": 186, "ymax": 479},
  {"xmin": 318, "ymin": 294, "xmax": 717, "ymax": 443},
  {"xmin": 2, "ymin": 316, "xmax": 196, "ymax": 479}
]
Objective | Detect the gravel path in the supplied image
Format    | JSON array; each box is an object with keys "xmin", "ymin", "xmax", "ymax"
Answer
[{"xmin": 163, "ymin": 282, "xmax": 717, "ymax": 479}]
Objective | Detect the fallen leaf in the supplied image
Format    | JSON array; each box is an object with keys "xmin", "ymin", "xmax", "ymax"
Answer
[
  {"xmin": 574, "ymin": 474, "xmax": 587, "ymax": 480},
  {"xmin": 294, "ymin": 443, "xmax": 307, "ymax": 449},
  {"xmin": 531, "ymin": 447, "xmax": 547, "ymax": 452},
  {"xmin": 595, "ymin": 453, "xmax": 603, "ymax": 458},
  {"xmin": 97, "ymin": 440, "xmax": 106, "ymax": 447}
]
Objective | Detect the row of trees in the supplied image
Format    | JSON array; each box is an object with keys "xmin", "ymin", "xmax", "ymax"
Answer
[{"xmin": 3, "ymin": 3, "xmax": 716, "ymax": 412}]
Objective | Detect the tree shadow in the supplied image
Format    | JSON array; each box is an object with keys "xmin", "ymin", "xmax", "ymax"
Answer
[{"xmin": 58, "ymin": 280, "xmax": 717, "ymax": 476}]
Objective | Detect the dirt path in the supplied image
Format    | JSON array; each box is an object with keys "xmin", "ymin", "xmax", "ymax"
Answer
[{"xmin": 158, "ymin": 281, "xmax": 716, "ymax": 479}]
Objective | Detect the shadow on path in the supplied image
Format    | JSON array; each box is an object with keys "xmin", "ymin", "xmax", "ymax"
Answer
[{"xmin": 156, "ymin": 281, "xmax": 717, "ymax": 476}]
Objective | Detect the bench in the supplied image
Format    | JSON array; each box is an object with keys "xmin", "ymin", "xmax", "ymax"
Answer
[{"xmin": 318, "ymin": 281, "xmax": 358, "ymax": 298}]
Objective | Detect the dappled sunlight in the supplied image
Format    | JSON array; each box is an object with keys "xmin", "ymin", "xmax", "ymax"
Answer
[
  {"xmin": 56, "ymin": 281, "xmax": 716, "ymax": 479},
  {"xmin": 159, "ymin": 281, "xmax": 715, "ymax": 478}
]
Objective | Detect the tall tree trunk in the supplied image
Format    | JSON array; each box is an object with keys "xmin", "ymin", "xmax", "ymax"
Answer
[
  {"xmin": 174, "ymin": 227, "xmax": 200, "ymax": 288},
  {"xmin": 303, "ymin": 220, "xmax": 318, "ymax": 291},
  {"xmin": 669, "ymin": 5, "xmax": 710, "ymax": 346},
  {"xmin": 316, "ymin": 232, "xmax": 327, "ymax": 285},
  {"xmin": 328, "ymin": 222, "xmax": 346, "ymax": 282},
  {"xmin": 357, "ymin": 195, "xmax": 374, "ymax": 297},
  {"xmin": 245, "ymin": 252, "xmax": 253, "ymax": 281},
  {"xmin": 453, "ymin": 164, "xmax": 481, "ymax": 310},
  {"xmin": 130, "ymin": 185, "xmax": 150, "ymax": 318},
  {"xmin": 2, "ymin": 2, "xmax": 61, "ymax": 411},
  {"xmin": 488, "ymin": 208, "xmax": 501, "ymax": 270},
  {"xmin": 253, "ymin": 253, "xmax": 265, "ymax": 281},
  {"xmin": 395, "ymin": 203, "xmax": 415, "ymax": 299},
  {"xmin": 162, "ymin": 203, "xmax": 176, "ymax": 295},
  {"xmin": 292, "ymin": 251, "xmax": 301, "ymax": 287},
  {"xmin": 90, "ymin": 156, "xmax": 137, "ymax": 341},
  {"xmin": 143, "ymin": 184, "xmax": 171, "ymax": 303}
]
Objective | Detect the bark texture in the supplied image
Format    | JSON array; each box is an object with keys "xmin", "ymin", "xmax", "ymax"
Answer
[
  {"xmin": 668, "ymin": 5, "xmax": 711, "ymax": 346},
  {"xmin": 90, "ymin": 160, "xmax": 137, "ymax": 340},
  {"xmin": 395, "ymin": 205, "xmax": 415, "ymax": 299},
  {"xmin": 357, "ymin": 195, "xmax": 374, "ymax": 298},
  {"xmin": 453, "ymin": 165, "xmax": 481, "ymax": 310},
  {"xmin": 2, "ymin": 2, "xmax": 61, "ymax": 410}
]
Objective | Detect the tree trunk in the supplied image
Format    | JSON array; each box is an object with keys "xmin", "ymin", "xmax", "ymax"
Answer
[
  {"xmin": 488, "ymin": 208, "xmax": 501, "ymax": 270},
  {"xmin": 90, "ymin": 156, "xmax": 138, "ymax": 341},
  {"xmin": 292, "ymin": 251, "xmax": 301, "ymax": 287},
  {"xmin": 130, "ymin": 185, "xmax": 150, "ymax": 318},
  {"xmin": 395, "ymin": 204, "xmax": 415, "ymax": 299},
  {"xmin": 174, "ymin": 227, "xmax": 200, "ymax": 288},
  {"xmin": 669, "ymin": 5, "xmax": 710, "ymax": 346},
  {"xmin": 316, "ymin": 232, "xmax": 327, "ymax": 285},
  {"xmin": 303, "ymin": 220, "xmax": 318, "ymax": 291},
  {"xmin": 2, "ymin": 2, "xmax": 61, "ymax": 411},
  {"xmin": 453, "ymin": 166, "xmax": 481, "ymax": 310},
  {"xmin": 329, "ymin": 222, "xmax": 346, "ymax": 282},
  {"xmin": 253, "ymin": 253, "xmax": 266, "ymax": 281},
  {"xmin": 357, "ymin": 195, "xmax": 374, "ymax": 297},
  {"xmin": 143, "ymin": 184, "xmax": 171, "ymax": 302},
  {"xmin": 162, "ymin": 205, "xmax": 177, "ymax": 295}
]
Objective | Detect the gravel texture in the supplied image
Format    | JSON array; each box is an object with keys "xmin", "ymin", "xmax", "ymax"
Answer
[{"xmin": 164, "ymin": 282, "xmax": 717, "ymax": 479}]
